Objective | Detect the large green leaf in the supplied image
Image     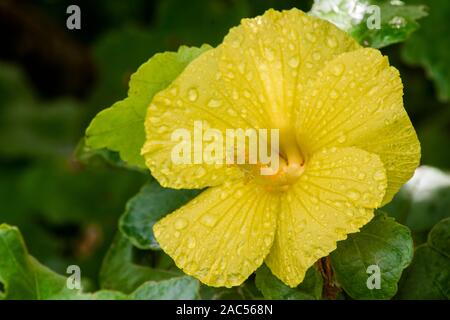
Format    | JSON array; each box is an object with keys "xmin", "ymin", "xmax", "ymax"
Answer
[
  {"xmin": 0, "ymin": 224, "xmax": 78, "ymax": 300},
  {"xmin": 51, "ymin": 276, "xmax": 199, "ymax": 300},
  {"xmin": 402, "ymin": 0, "xmax": 450, "ymax": 102},
  {"xmin": 119, "ymin": 180, "xmax": 202, "ymax": 249},
  {"xmin": 309, "ymin": 0, "xmax": 428, "ymax": 48},
  {"xmin": 132, "ymin": 276, "xmax": 199, "ymax": 300},
  {"xmin": 99, "ymin": 233, "xmax": 179, "ymax": 293},
  {"xmin": 85, "ymin": 45, "xmax": 211, "ymax": 168},
  {"xmin": 397, "ymin": 218, "xmax": 450, "ymax": 299},
  {"xmin": 255, "ymin": 265, "xmax": 323, "ymax": 300},
  {"xmin": 384, "ymin": 166, "xmax": 450, "ymax": 236},
  {"xmin": 330, "ymin": 212, "xmax": 413, "ymax": 299}
]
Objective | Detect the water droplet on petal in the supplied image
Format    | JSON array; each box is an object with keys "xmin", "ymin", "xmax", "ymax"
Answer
[
  {"xmin": 330, "ymin": 90, "xmax": 339, "ymax": 99},
  {"xmin": 157, "ymin": 125, "xmax": 168, "ymax": 133},
  {"xmin": 306, "ymin": 32, "xmax": 317, "ymax": 43},
  {"xmin": 264, "ymin": 47, "xmax": 275, "ymax": 61},
  {"xmin": 207, "ymin": 98, "xmax": 222, "ymax": 108},
  {"xmin": 187, "ymin": 236, "xmax": 196, "ymax": 249},
  {"xmin": 347, "ymin": 190, "xmax": 361, "ymax": 201},
  {"xmin": 174, "ymin": 218, "xmax": 188, "ymax": 230},
  {"xmin": 337, "ymin": 134, "xmax": 346, "ymax": 143},
  {"xmin": 227, "ymin": 108, "xmax": 237, "ymax": 116},
  {"xmin": 201, "ymin": 214, "xmax": 217, "ymax": 227},
  {"xmin": 288, "ymin": 57, "xmax": 299, "ymax": 68},
  {"xmin": 187, "ymin": 88, "xmax": 198, "ymax": 101},
  {"xmin": 326, "ymin": 36, "xmax": 337, "ymax": 48},
  {"xmin": 373, "ymin": 170, "xmax": 385, "ymax": 181},
  {"xmin": 332, "ymin": 63, "xmax": 345, "ymax": 76},
  {"xmin": 195, "ymin": 167, "xmax": 206, "ymax": 178}
]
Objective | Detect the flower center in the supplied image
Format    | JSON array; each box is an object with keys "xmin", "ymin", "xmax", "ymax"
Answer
[{"xmin": 240, "ymin": 127, "xmax": 306, "ymax": 192}]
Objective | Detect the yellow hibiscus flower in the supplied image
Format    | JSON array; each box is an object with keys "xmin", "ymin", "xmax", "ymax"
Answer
[{"xmin": 141, "ymin": 8, "xmax": 420, "ymax": 288}]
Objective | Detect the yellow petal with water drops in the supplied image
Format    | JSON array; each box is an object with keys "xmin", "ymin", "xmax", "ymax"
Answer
[
  {"xmin": 141, "ymin": 49, "xmax": 247, "ymax": 189},
  {"xmin": 265, "ymin": 147, "xmax": 386, "ymax": 287},
  {"xmin": 153, "ymin": 180, "xmax": 279, "ymax": 287},
  {"xmin": 295, "ymin": 48, "xmax": 420, "ymax": 206},
  {"xmin": 219, "ymin": 8, "xmax": 360, "ymax": 128}
]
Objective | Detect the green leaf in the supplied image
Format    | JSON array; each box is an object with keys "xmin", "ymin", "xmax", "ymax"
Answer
[
  {"xmin": 397, "ymin": 218, "xmax": 450, "ymax": 299},
  {"xmin": 75, "ymin": 137, "xmax": 142, "ymax": 172},
  {"xmin": 255, "ymin": 265, "xmax": 323, "ymax": 300},
  {"xmin": 384, "ymin": 166, "xmax": 450, "ymax": 235},
  {"xmin": 85, "ymin": 45, "xmax": 212, "ymax": 168},
  {"xmin": 309, "ymin": 0, "xmax": 428, "ymax": 48},
  {"xmin": 402, "ymin": 0, "xmax": 450, "ymax": 102},
  {"xmin": 51, "ymin": 277, "xmax": 199, "ymax": 300},
  {"xmin": 99, "ymin": 233, "xmax": 179, "ymax": 293},
  {"xmin": 0, "ymin": 224, "xmax": 77, "ymax": 300},
  {"xmin": 330, "ymin": 212, "xmax": 413, "ymax": 299},
  {"xmin": 132, "ymin": 276, "xmax": 199, "ymax": 300},
  {"xmin": 119, "ymin": 180, "xmax": 202, "ymax": 249},
  {"xmin": 0, "ymin": 63, "xmax": 82, "ymax": 159}
]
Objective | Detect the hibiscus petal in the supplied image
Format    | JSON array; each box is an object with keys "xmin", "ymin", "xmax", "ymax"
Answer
[
  {"xmin": 220, "ymin": 8, "xmax": 360, "ymax": 127},
  {"xmin": 295, "ymin": 48, "xmax": 420, "ymax": 205},
  {"xmin": 265, "ymin": 147, "xmax": 386, "ymax": 287},
  {"xmin": 153, "ymin": 180, "xmax": 279, "ymax": 287}
]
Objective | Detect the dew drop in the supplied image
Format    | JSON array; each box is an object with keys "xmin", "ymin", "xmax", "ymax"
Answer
[
  {"xmin": 195, "ymin": 167, "xmax": 206, "ymax": 178},
  {"xmin": 148, "ymin": 117, "xmax": 160, "ymax": 124},
  {"xmin": 157, "ymin": 125, "xmax": 168, "ymax": 133},
  {"xmin": 337, "ymin": 134, "xmax": 346, "ymax": 144},
  {"xmin": 227, "ymin": 108, "xmax": 237, "ymax": 116},
  {"xmin": 326, "ymin": 36, "xmax": 337, "ymax": 48},
  {"xmin": 389, "ymin": 16, "xmax": 406, "ymax": 29},
  {"xmin": 330, "ymin": 90, "xmax": 339, "ymax": 99},
  {"xmin": 238, "ymin": 63, "xmax": 245, "ymax": 74},
  {"xmin": 207, "ymin": 98, "xmax": 222, "ymax": 108},
  {"xmin": 231, "ymin": 39, "xmax": 241, "ymax": 48},
  {"xmin": 264, "ymin": 47, "xmax": 275, "ymax": 61},
  {"xmin": 187, "ymin": 236, "xmax": 196, "ymax": 249},
  {"xmin": 373, "ymin": 170, "xmax": 385, "ymax": 181},
  {"xmin": 174, "ymin": 218, "xmax": 188, "ymax": 230},
  {"xmin": 187, "ymin": 88, "xmax": 198, "ymax": 101},
  {"xmin": 332, "ymin": 63, "xmax": 345, "ymax": 76},
  {"xmin": 288, "ymin": 57, "xmax": 300, "ymax": 68},
  {"xmin": 347, "ymin": 190, "xmax": 361, "ymax": 201},
  {"xmin": 306, "ymin": 32, "xmax": 317, "ymax": 43},
  {"xmin": 390, "ymin": 0, "xmax": 404, "ymax": 5},
  {"xmin": 312, "ymin": 52, "xmax": 321, "ymax": 61},
  {"xmin": 201, "ymin": 214, "xmax": 217, "ymax": 227}
]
